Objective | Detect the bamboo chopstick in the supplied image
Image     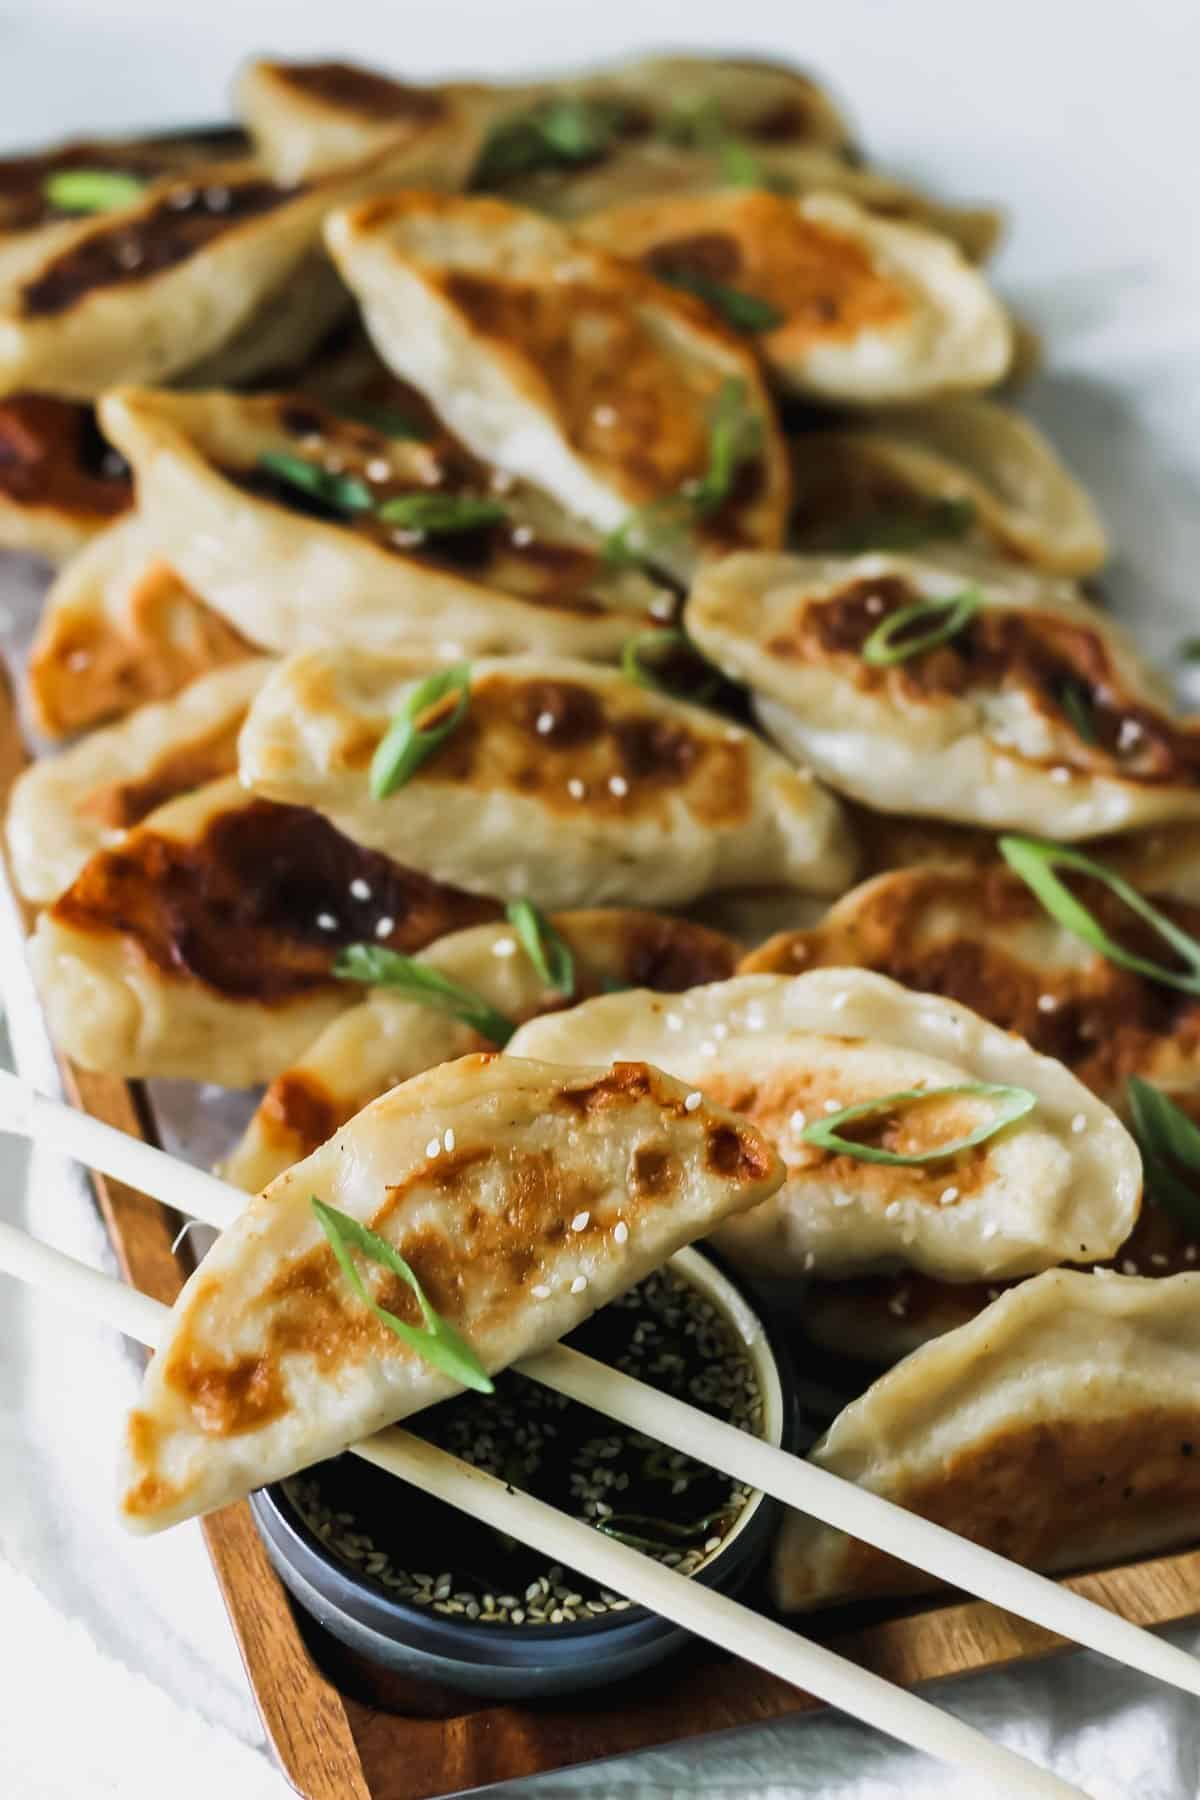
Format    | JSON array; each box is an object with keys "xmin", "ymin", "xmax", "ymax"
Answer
[
  {"xmin": 0, "ymin": 1216, "xmax": 1082, "ymax": 1798},
  {"xmin": 3, "ymin": 1069, "xmax": 1199, "ymax": 1704}
]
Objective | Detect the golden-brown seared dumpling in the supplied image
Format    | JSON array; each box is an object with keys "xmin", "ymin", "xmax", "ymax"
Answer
[
  {"xmin": 773, "ymin": 1270, "xmax": 1200, "ymax": 1608},
  {"xmin": 788, "ymin": 398, "xmax": 1107, "ymax": 576},
  {"xmin": 324, "ymin": 192, "xmax": 790, "ymax": 580},
  {"xmin": 27, "ymin": 516, "xmax": 257, "ymax": 737},
  {"xmin": 99, "ymin": 387, "xmax": 665, "ymax": 661},
  {"xmin": 238, "ymin": 648, "xmax": 856, "ymax": 905},
  {"xmin": 509, "ymin": 970, "xmax": 1140, "ymax": 1281},
  {"xmin": 29, "ymin": 776, "xmax": 500, "ymax": 1085},
  {"xmin": 687, "ymin": 551, "xmax": 1200, "ymax": 837},
  {"xmin": 579, "ymin": 190, "xmax": 1011, "ymax": 405},
  {"xmin": 7, "ymin": 660, "xmax": 273, "ymax": 904},
  {"xmin": 224, "ymin": 908, "xmax": 741, "ymax": 1193},
  {"xmin": 123, "ymin": 1051, "xmax": 783, "ymax": 1531},
  {"xmin": 0, "ymin": 394, "xmax": 131, "ymax": 563}
]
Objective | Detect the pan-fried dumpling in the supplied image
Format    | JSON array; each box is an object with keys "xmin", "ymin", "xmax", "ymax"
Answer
[
  {"xmin": 578, "ymin": 191, "xmax": 1011, "ymax": 406},
  {"xmin": 324, "ymin": 193, "xmax": 790, "ymax": 580},
  {"xmin": 686, "ymin": 551, "xmax": 1200, "ymax": 837},
  {"xmin": 235, "ymin": 60, "xmax": 486, "ymax": 184},
  {"xmin": 29, "ymin": 776, "xmax": 500, "ymax": 1085},
  {"xmin": 238, "ymin": 648, "xmax": 856, "ymax": 905},
  {"xmin": 122, "ymin": 1051, "xmax": 783, "ymax": 1531},
  {"xmin": 773, "ymin": 1270, "xmax": 1200, "ymax": 1609},
  {"xmin": 26, "ymin": 516, "xmax": 257, "ymax": 738},
  {"xmin": 740, "ymin": 861, "xmax": 1200, "ymax": 1114},
  {"xmin": 787, "ymin": 399, "xmax": 1107, "ymax": 577},
  {"xmin": 0, "ymin": 394, "xmax": 131, "ymax": 563},
  {"xmin": 508, "ymin": 970, "xmax": 1139, "ymax": 1280},
  {"xmin": 99, "ymin": 388, "xmax": 663, "ymax": 661},
  {"xmin": 7, "ymin": 660, "xmax": 273, "ymax": 904},
  {"xmin": 223, "ymin": 908, "xmax": 742, "ymax": 1192}
]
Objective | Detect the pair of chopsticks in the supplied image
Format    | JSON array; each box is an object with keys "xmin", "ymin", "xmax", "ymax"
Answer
[{"xmin": 1, "ymin": 1076, "xmax": 1195, "ymax": 1794}]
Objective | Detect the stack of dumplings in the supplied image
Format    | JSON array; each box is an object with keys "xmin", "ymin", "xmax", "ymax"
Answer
[{"xmin": 5, "ymin": 46, "xmax": 1199, "ymax": 1609}]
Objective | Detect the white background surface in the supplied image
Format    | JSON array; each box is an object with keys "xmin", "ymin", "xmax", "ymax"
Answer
[{"xmin": 1, "ymin": 2, "xmax": 1199, "ymax": 1795}]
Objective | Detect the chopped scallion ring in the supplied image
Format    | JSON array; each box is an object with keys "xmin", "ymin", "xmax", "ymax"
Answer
[
  {"xmin": 43, "ymin": 169, "xmax": 146, "ymax": 212},
  {"xmin": 506, "ymin": 899, "xmax": 575, "ymax": 996},
  {"xmin": 333, "ymin": 943, "xmax": 515, "ymax": 1045},
  {"xmin": 376, "ymin": 494, "xmax": 507, "ymax": 535},
  {"xmin": 800, "ymin": 1081, "xmax": 1037, "ymax": 1165},
  {"xmin": 369, "ymin": 663, "xmax": 472, "ymax": 798},
  {"xmin": 1058, "ymin": 679, "xmax": 1098, "ymax": 745},
  {"xmin": 860, "ymin": 589, "xmax": 980, "ymax": 667},
  {"xmin": 657, "ymin": 268, "xmax": 783, "ymax": 334},
  {"xmin": 257, "ymin": 450, "xmax": 374, "ymax": 515},
  {"xmin": 312, "ymin": 1197, "xmax": 493, "ymax": 1392},
  {"xmin": 621, "ymin": 628, "xmax": 720, "ymax": 702},
  {"xmin": 1127, "ymin": 1078, "xmax": 1200, "ymax": 1234},
  {"xmin": 999, "ymin": 835, "xmax": 1200, "ymax": 996}
]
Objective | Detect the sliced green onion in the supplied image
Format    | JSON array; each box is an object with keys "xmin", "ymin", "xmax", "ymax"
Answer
[
  {"xmin": 43, "ymin": 169, "xmax": 146, "ymax": 213},
  {"xmin": 1177, "ymin": 637, "xmax": 1200, "ymax": 663},
  {"xmin": 369, "ymin": 663, "xmax": 472, "ymax": 798},
  {"xmin": 257, "ymin": 450, "xmax": 374, "ymax": 515},
  {"xmin": 333, "ymin": 944, "xmax": 515, "ymax": 1045},
  {"xmin": 621, "ymin": 628, "xmax": 720, "ymax": 703},
  {"xmin": 474, "ymin": 98, "xmax": 627, "ymax": 185},
  {"xmin": 800, "ymin": 1081, "xmax": 1037, "ymax": 1165},
  {"xmin": 1127, "ymin": 1077, "xmax": 1200, "ymax": 1234},
  {"xmin": 658, "ymin": 99, "xmax": 785, "ymax": 191},
  {"xmin": 334, "ymin": 403, "xmax": 428, "ymax": 441},
  {"xmin": 603, "ymin": 496, "xmax": 690, "ymax": 569},
  {"xmin": 824, "ymin": 496, "xmax": 976, "ymax": 553},
  {"xmin": 860, "ymin": 588, "xmax": 980, "ymax": 668},
  {"xmin": 376, "ymin": 493, "xmax": 507, "ymax": 535},
  {"xmin": 506, "ymin": 899, "xmax": 575, "ymax": 996},
  {"xmin": 657, "ymin": 269, "xmax": 783, "ymax": 334},
  {"xmin": 999, "ymin": 835, "xmax": 1200, "ymax": 996},
  {"xmin": 1058, "ymin": 679, "xmax": 1098, "ymax": 745},
  {"xmin": 596, "ymin": 1505, "xmax": 737, "ymax": 1552},
  {"xmin": 311, "ymin": 1197, "xmax": 493, "ymax": 1392}
]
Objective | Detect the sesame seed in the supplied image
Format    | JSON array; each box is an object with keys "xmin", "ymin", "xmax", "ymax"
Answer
[
  {"xmin": 684, "ymin": 1091, "xmax": 703, "ymax": 1112},
  {"xmin": 939, "ymin": 1186, "xmax": 959, "ymax": 1206},
  {"xmin": 1037, "ymin": 993, "xmax": 1059, "ymax": 1012},
  {"xmin": 490, "ymin": 469, "xmax": 516, "ymax": 494},
  {"xmin": 375, "ymin": 916, "xmax": 395, "ymax": 938},
  {"xmin": 831, "ymin": 992, "xmax": 849, "ymax": 1011},
  {"xmin": 1071, "ymin": 1113, "xmax": 1088, "ymax": 1134},
  {"xmin": 823, "ymin": 1098, "xmax": 842, "ymax": 1113},
  {"xmin": 349, "ymin": 878, "xmax": 372, "ymax": 901},
  {"xmin": 204, "ymin": 185, "xmax": 231, "ymax": 211},
  {"xmin": 443, "ymin": 1128, "xmax": 456, "ymax": 1153},
  {"xmin": 981, "ymin": 1221, "xmax": 999, "ymax": 1239},
  {"xmin": 1188, "ymin": 1246, "xmax": 1198, "ymax": 1263},
  {"xmin": 316, "ymin": 912, "xmax": 338, "ymax": 931},
  {"xmin": 366, "ymin": 458, "xmax": 391, "ymax": 482},
  {"xmin": 531, "ymin": 1283, "xmax": 552, "ymax": 1299},
  {"xmin": 570, "ymin": 1275, "xmax": 588, "ymax": 1294},
  {"xmin": 789, "ymin": 1109, "xmax": 807, "ymax": 1133},
  {"xmin": 865, "ymin": 594, "xmax": 886, "ymax": 615},
  {"xmin": 608, "ymin": 775, "xmax": 629, "ymax": 797},
  {"xmin": 1050, "ymin": 766, "xmax": 1072, "ymax": 783},
  {"xmin": 1117, "ymin": 718, "xmax": 1144, "ymax": 750},
  {"xmin": 592, "ymin": 404, "xmax": 618, "ymax": 427},
  {"xmin": 66, "ymin": 650, "xmax": 92, "ymax": 671},
  {"xmin": 613, "ymin": 1221, "xmax": 629, "ymax": 1244},
  {"xmin": 802, "ymin": 1251, "xmax": 815, "ymax": 1271},
  {"xmin": 571, "ymin": 1211, "xmax": 590, "ymax": 1232},
  {"xmin": 491, "ymin": 936, "xmax": 517, "ymax": 957},
  {"xmin": 665, "ymin": 1012, "xmax": 683, "ymax": 1031},
  {"xmin": 1122, "ymin": 1259, "xmax": 1139, "ymax": 1275},
  {"xmin": 567, "ymin": 778, "xmax": 586, "ymax": 799},
  {"xmin": 425, "ymin": 1137, "xmax": 442, "ymax": 1158},
  {"xmin": 887, "ymin": 1292, "xmax": 909, "ymax": 1316},
  {"xmin": 650, "ymin": 591, "xmax": 675, "ymax": 620},
  {"xmin": 884, "ymin": 1201, "xmax": 902, "ymax": 1221},
  {"xmin": 1150, "ymin": 1252, "xmax": 1169, "ymax": 1267},
  {"xmin": 512, "ymin": 525, "xmax": 535, "ymax": 547},
  {"xmin": 536, "ymin": 710, "xmax": 556, "ymax": 735}
]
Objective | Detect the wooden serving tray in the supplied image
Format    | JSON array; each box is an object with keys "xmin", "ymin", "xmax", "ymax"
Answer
[{"xmin": 4, "ymin": 663, "xmax": 1199, "ymax": 1800}]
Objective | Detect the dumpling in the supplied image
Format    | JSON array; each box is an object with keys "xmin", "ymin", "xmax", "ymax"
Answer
[
  {"xmin": 237, "ymin": 648, "xmax": 857, "ymax": 905},
  {"xmin": 223, "ymin": 908, "xmax": 742, "ymax": 1193},
  {"xmin": 0, "ymin": 394, "xmax": 131, "ymax": 563},
  {"xmin": 578, "ymin": 190, "xmax": 1012, "ymax": 406},
  {"xmin": 99, "ymin": 388, "xmax": 663, "ymax": 660},
  {"xmin": 324, "ymin": 192, "xmax": 791, "ymax": 580},
  {"xmin": 26, "ymin": 516, "xmax": 257, "ymax": 738},
  {"xmin": 686, "ymin": 551, "xmax": 1200, "ymax": 837},
  {"xmin": 122, "ymin": 1051, "xmax": 783, "ymax": 1530},
  {"xmin": 773, "ymin": 1270, "xmax": 1200, "ymax": 1609},
  {"xmin": 7, "ymin": 659, "xmax": 273, "ymax": 904},
  {"xmin": 235, "ymin": 59, "xmax": 486, "ymax": 184},
  {"xmin": 29, "ymin": 776, "xmax": 499, "ymax": 1084},
  {"xmin": 787, "ymin": 399, "xmax": 1107, "ymax": 577},
  {"xmin": 740, "ymin": 860, "xmax": 1200, "ymax": 1114},
  {"xmin": 508, "ymin": 969, "xmax": 1140, "ymax": 1280}
]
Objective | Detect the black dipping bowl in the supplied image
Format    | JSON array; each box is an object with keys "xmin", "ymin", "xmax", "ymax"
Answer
[{"xmin": 251, "ymin": 1246, "xmax": 799, "ymax": 1701}]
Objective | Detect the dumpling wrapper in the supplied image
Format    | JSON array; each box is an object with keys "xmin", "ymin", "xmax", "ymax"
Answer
[
  {"xmin": 238, "ymin": 648, "xmax": 856, "ymax": 905},
  {"xmin": 740, "ymin": 861, "xmax": 1200, "ymax": 1114},
  {"xmin": 578, "ymin": 190, "xmax": 1011, "ymax": 406},
  {"xmin": 508, "ymin": 969, "xmax": 1140, "ymax": 1281},
  {"xmin": 324, "ymin": 192, "xmax": 791, "ymax": 580},
  {"xmin": 7, "ymin": 659, "xmax": 273, "ymax": 904},
  {"xmin": 787, "ymin": 398, "xmax": 1107, "ymax": 577},
  {"xmin": 0, "ymin": 394, "xmax": 131, "ymax": 563},
  {"xmin": 29, "ymin": 776, "xmax": 500, "ymax": 1084},
  {"xmin": 26, "ymin": 516, "xmax": 257, "ymax": 738},
  {"xmin": 99, "ymin": 388, "xmax": 663, "ymax": 661},
  {"xmin": 223, "ymin": 908, "xmax": 742, "ymax": 1192},
  {"xmin": 122, "ymin": 1051, "xmax": 783, "ymax": 1531},
  {"xmin": 687, "ymin": 551, "xmax": 1200, "ymax": 837},
  {"xmin": 773, "ymin": 1269, "xmax": 1200, "ymax": 1609},
  {"xmin": 235, "ymin": 59, "xmax": 486, "ymax": 184}
]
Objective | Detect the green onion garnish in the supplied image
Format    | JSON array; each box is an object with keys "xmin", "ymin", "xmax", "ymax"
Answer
[
  {"xmin": 505, "ymin": 899, "xmax": 575, "ymax": 996},
  {"xmin": 596, "ymin": 1506, "xmax": 737, "ymax": 1552},
  {"xmin": 369, "ymin": 663, "xmax": 472, "ymax": 798},
  {"xmin": 999, "ymin": 835, "xmax": 1200, "ymax": 995},
  {"xmin": 474, "ymin": 98, "xmax": 627, "ymax": 185},
  {"xmin": 658, "ymin": 99, "xmax": 785, "ymax": 192},
  {"xmin": 1058, "ymin": 679, "xmax": 1098, "ymax": 745},
  {"xmin": 860, "ymin": 589, "xmax": 980, "ymax": 668},
  {"xmin": 311, "ymin": 1197, "xmax": 493, "ymax": 1392},
  {"xmin": 1127, "ymin": 1077, "xmax": 1200, "ymax": 1234},
  {"xmin": 621, "ymin": 628, "xmax": 720, "ymax": 703},
  {"xmin": 43, "ymin": 169, "xmax": 146, "ymax": 213},
  {"xmin": 376, "ymin": 494, "xmax": 507, "ymax": 535},
  {"xmin": 334, "ymin": 403, "xmax": 428, "ymax": 441},
  {"xmin": 333, "ymin": 943, "xmax": 515, "ymax": 1044},
  {"xmin": 657, "ymin": 268, "xmax": 783, "ymax": 334},
  {"xmin": 257, "ymin": 450, "xmax": 374, "ymax": 515},
  {"xmin": 800, "ymin": 1082, "xmax": 1037, "ymax": 1165},
  {"xmin": 823, "ymin": 496, "xmax": 976, "ymax": 553},
  {"xmin": 1178, "ymin": 637, "xmax": 1200, "ymax": 663}
]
